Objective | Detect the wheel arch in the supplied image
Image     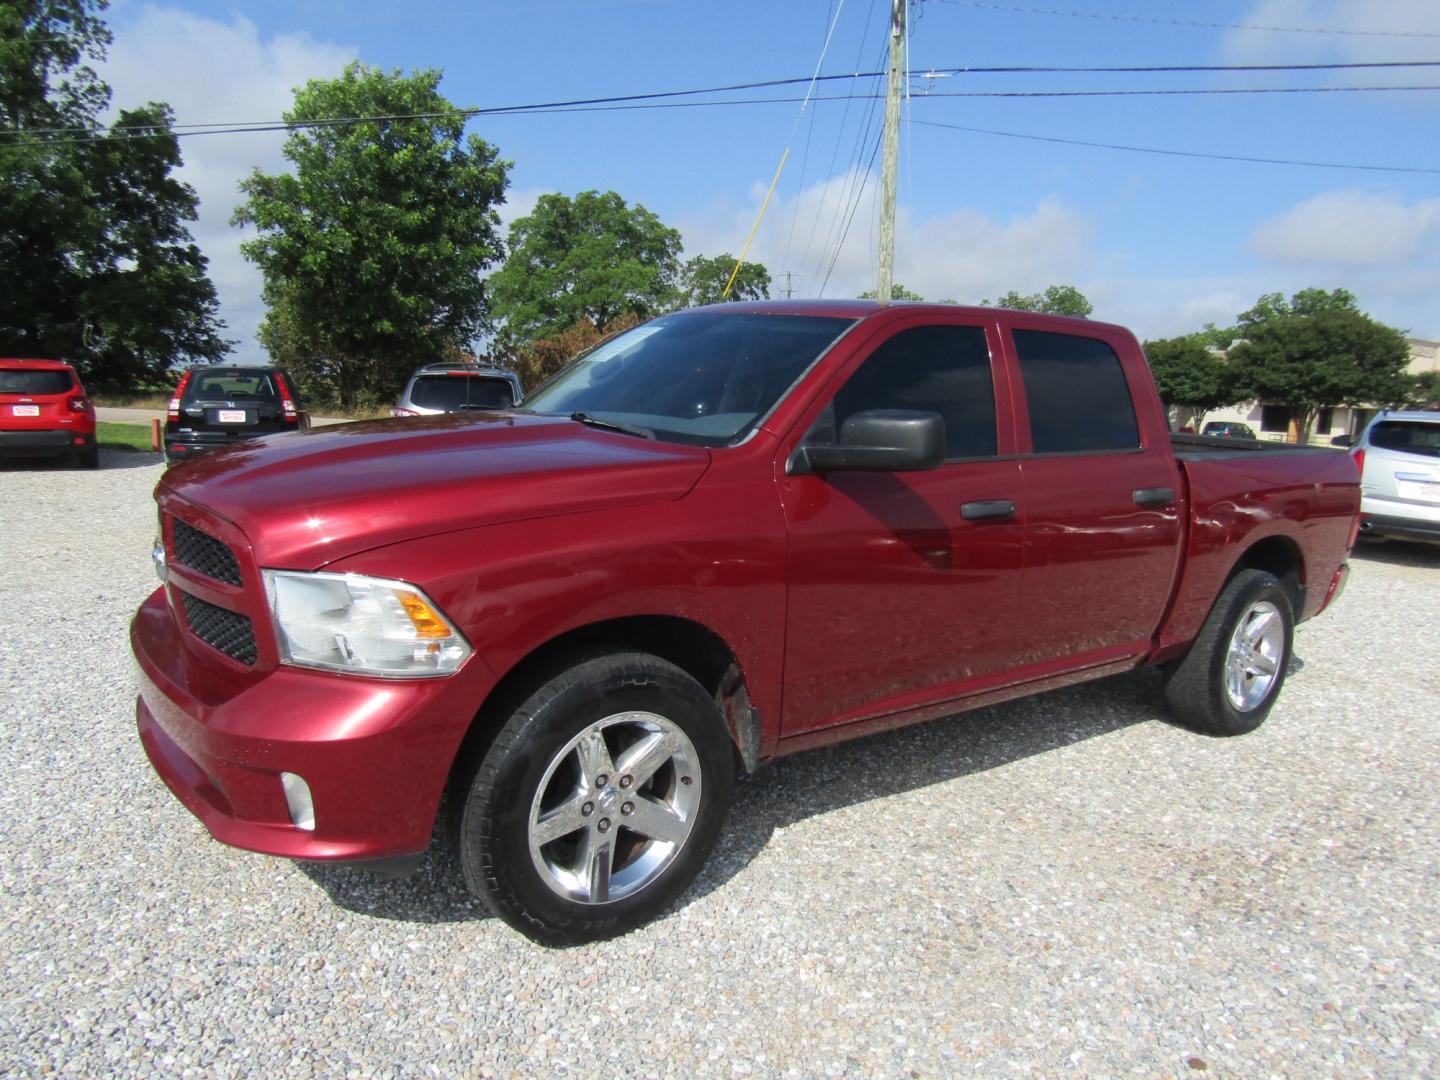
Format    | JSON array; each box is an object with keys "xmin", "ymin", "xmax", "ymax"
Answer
[
  {"xmin": 446, "ymin": 615, "xmax": 759, "ymax": 810},
  {"xmin": 1226, "ymin": 533, "xmax": 1305, "ymax": 616}
]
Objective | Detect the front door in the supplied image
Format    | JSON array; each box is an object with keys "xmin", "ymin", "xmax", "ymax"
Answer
[{"xmin": 779, "ymin": 317, "xmax": 1026, "ymax": 735}]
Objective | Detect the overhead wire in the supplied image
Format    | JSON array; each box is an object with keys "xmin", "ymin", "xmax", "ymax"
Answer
[{"xmin": 926, "ymin": 1, "xmax": 1440, "ymax": 39}]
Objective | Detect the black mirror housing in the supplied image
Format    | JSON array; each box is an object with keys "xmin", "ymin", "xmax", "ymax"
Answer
[{"xmin": 790, "ymin": 409, "xmax": 945, "ymax": 474}]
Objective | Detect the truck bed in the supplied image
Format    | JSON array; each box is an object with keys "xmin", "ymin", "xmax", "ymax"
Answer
[{"xmin": 1170, "ymin": 432, "xmax": 1348, "ymax": 461}]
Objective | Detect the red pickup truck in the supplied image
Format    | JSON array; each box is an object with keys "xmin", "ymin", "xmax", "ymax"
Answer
[{"xmin": 132, "ymin": 301, "xmax": 1358, "ymax": 944}]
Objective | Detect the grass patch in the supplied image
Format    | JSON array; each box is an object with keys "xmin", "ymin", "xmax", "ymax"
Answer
[
  {"xmin": 96, "ymin": 421, "xmax": 161, "ymax": 452},
  {"xmin": 91, "ymin": 392, "xmax": 172, "ymax": 410}
]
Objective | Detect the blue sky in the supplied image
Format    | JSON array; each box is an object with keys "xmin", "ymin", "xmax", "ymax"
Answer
[{"xmin": 99, "ymin": 0, "xmax": 1440, "ymax": 361}]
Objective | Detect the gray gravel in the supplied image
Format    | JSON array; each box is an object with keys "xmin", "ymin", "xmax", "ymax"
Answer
[{"xmin": 2, "ymin": 449, "xmax": 1438, "ymax": 1077}]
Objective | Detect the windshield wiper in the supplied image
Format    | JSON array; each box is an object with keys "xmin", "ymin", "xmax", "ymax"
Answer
[{"xmin": 569, "ymin": 411, "xmax": 655, "ymax": 440}]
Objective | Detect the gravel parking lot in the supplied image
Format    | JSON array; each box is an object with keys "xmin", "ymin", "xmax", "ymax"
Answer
[{"xmin": 2, "ymin": 450, "xmax": 1437, "ymax": 1077}]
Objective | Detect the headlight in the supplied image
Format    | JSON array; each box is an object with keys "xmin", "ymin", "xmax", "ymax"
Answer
[{"xmin": 262, "ymin": 570, "xmax": 471, "ymax": 678}]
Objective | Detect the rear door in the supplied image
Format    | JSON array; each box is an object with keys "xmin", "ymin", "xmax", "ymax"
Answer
[
  {"xmin": 177, "ymin": 369, "xmax": 286, "ymax": 442},
  {"xmin": 0, "ymin": 365, "xmax": 75, "ymax": 432},
  {"xmin": 779, "ymin": 314, "xmax": 1026, "ymax": 735},
  {"xmin": 1003, "ymin": 322, "xmax": 1183, "ymax": 667}
]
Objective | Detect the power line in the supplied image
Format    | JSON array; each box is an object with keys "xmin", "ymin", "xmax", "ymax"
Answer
[
  {"xmin": 914, "ymin": 118, "xmax": 1440, "ymax": 175},
  {"xmin": 8, "ymin": 60, "xmax": 1440, "ymax": 143},
  {"xmin": 927, "ymin": 1, "xmax": 1440, "ymax": 39}
]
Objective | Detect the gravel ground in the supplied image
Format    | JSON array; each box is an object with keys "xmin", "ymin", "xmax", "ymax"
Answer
[{"xmin": 2, "ymin": 450, "xmax": 1438, "ymax": 1078}]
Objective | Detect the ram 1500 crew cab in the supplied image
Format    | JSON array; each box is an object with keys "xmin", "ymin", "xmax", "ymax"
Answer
[{"xmin": 132, "ymin": 301, "xmax": 1359, "ymax": 943}]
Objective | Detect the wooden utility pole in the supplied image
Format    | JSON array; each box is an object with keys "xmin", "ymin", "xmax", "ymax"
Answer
[{"xmin": 877, "ymin": 0, "xmax": 906, "ymax": 302}]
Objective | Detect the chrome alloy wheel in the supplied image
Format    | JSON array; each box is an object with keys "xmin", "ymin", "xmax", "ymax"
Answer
[
  {"xmin": 1224, "ymin": 599, "xmax": 1284, "ymax": 712},
  {"xmin": 527, "ymin": 711, "xmax": 702, "ymax": 905}
]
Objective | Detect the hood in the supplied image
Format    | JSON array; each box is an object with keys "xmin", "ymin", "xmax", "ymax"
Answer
[{"xmin": 159, "ymin": 412, "xmax": 711, "ymax": 568}]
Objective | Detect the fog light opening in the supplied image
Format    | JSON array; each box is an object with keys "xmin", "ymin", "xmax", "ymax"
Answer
[{"xmin": 280, "ymin": 772, "xmax": 316, "ymax": 831}]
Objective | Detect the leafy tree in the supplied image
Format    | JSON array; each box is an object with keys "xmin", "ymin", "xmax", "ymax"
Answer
[
  {"xmin": 234, "ymin": 62, "xmax": 509, "ymax": 409},
  {"xmin": 1406, "ymin": 370, "xmax": 1439, "ymax": 411},
  {"xmin": 490, "ymin": 190, "xmax": 682, "ymax": 348},
  {"xmin": 1227, "ymin": 288, "xmax": 1411, "ymax": 444},
  {"xmin": 1143, "ymin": 335, "xmax": 1241, "ymax": 428},
  {"xmin": 859, "ymin": 283, "xmax": 926, "ymax": 301},
  {"xmin": 0, "ymin": 0, "xmax": 229, "ymax": 387},
  {"xmin": 498, "ymin": 312, "xmax": 644, "ymax": 391},
  {"xmin": 982, "ymin": 285, "xmax": 1093, "ymax": 318},
  {"xmin": 676, "ymin": 254, "xmax": 770, "ymax": 307}
]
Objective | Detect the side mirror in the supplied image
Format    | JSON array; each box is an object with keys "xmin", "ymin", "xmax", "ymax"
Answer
[
  {"xmin": 1329, "ymin": 434, "xmax": 1353, "ymax": 448},
  {"xmin": 789, "ymin": 409, "xmax": 945, "ymax": 475}
]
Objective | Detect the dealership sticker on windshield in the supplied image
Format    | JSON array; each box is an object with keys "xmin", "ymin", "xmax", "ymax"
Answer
[
  {"xmin": 217, "ymin": 409, "xmax": 246, "ymax": 423},
  {"xmin": 11, "ymin": 405, "xmax": 39, "ymax": 416}
]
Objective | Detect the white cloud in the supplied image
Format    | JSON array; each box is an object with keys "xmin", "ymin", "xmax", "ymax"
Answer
[
  {"xmin": 677, "ymin": 169, "xmax": 1093, "ymax": 304},
  {"xmin": 1251, "ymin": 190, "xmax": 1440, "ymax": 264},
  {"xmin": 101, "ymin": 6, "xmax": 356, "ymax": 362},
  {"xmin": 1224, "ymin": 1, "xmax": 1440, "ymax": 69}
]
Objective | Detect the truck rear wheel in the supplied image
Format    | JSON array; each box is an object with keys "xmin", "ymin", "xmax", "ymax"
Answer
[
  {"xmin": 1163, "ymin": 569, "xmax": 1294, "ymax": 736},
  {"xmin": 457, "ymin": 651, "xmax": 734, "ymax": 945}
]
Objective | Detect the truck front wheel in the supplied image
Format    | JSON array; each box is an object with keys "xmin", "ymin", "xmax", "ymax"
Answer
[
  {"xmin": 1163, "ymin": 569, "xmax": 1295, "ymax": 736},
  {"xmin": 457, "ymin": 651, "xmax": 735, "ymax": 945}
]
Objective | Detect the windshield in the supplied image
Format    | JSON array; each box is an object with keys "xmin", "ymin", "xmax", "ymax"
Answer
[
  {"xmin": 0, "ymin": 368, "xmax": 73, "ymax": 395},
  {"xmin": 411, "ymin": 373, "xmax": 515, "ymax": 411},
  {"xmin": 520, "ymin": 312, "xmax": 856, "ymax": 446},
  {"xmin": 1370, "ymin": 420, "xmax": 1440, "ymax": 458},
  {"xmin": 184, "ymin": 370, "xmax": 278, "ymax": 402}
]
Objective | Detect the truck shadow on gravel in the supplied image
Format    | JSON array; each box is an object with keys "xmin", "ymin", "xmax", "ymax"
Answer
[
  {"xmin": 0, "ymin": 450, "xmax": 161, "ymax": 472},
  {"xmin": 299, "ymin": 670, "xmax": 1167, "ymax": 927}
]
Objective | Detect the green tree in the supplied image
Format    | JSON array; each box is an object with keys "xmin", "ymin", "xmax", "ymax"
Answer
[
  {"xmin": 1227, "ymin": 288, "xmax": 1411, "ymax": 444},
  {"xmin": 982, "ymin": 284, "xmax": 1093, "ymax": 318},
  {"xmin": 490, "ymin": 190, "xmax": 682, "ymax": 348},
  {"xmin": 0, "ymin": 0, "xmax": 229, "ymax": 387},
  {"xmin": 234, "ymin": 62, "xmax": 509, "ymax": 409},
  {"xmin": 1406, "ymin": 370, "xmax": 1439, "ymax": 411},
  {"xmin": 859, "ymin": 283, "xmax": 926, "ymax": 301},
  {"xmin": 676, "ymin": 253, "xmax": 770, "ymax": 307},
  {"xmin": 1143, "ymin": 335, "xmax": 1241, "ymax": 428}
]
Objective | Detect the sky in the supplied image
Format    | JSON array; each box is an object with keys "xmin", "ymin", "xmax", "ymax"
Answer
[{"xmin": 95, "ymin": 0, "xmax": 1440, "ymax": 363}]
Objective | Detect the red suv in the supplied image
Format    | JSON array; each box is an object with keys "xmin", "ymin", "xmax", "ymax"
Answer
[{"xmin": 0, "ymin": 358, "xmax": 98, "ymax": 468}]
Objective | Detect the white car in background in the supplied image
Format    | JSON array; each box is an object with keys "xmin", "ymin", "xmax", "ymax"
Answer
[{"xmin": 1352, "ymin": 410, "xmax": 1440, "ymax": 545}]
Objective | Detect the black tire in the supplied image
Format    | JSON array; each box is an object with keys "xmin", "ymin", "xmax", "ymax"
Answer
[
  {"xmin": 1163, "ymin": 569, "xmax": 1294, "ymax": 736},
  {"xmin": 457, "ymin": 651, "xmax": 735, "ymax": 945}
]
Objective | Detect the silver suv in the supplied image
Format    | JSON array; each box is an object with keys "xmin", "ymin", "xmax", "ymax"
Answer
[
  {"xmin": 1352, "ymin": 410, "xmax": 1440, "ymax": 544},
  {"xmin": 392, "ymin": 363, "xmax": 522, "ymax": 417}
]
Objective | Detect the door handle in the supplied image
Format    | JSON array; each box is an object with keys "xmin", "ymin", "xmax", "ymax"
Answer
[
  {"xmin": 1133, "ymin": 487, "xmax": 1175, "ymax": 507},
  {"xmin": 961, "ymin": 499, "xmax": 1016, "ymax": 522}
]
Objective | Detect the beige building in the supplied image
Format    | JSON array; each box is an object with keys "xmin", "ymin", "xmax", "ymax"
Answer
[{"xmin": 1192, "ymin": 336, "xmax": 1438, "ymax": 443}]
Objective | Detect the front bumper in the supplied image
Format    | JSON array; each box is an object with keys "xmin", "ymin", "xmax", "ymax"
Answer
[{"xmin": 131, "ymin": 586, "xmax": 496, "ymax": 862}]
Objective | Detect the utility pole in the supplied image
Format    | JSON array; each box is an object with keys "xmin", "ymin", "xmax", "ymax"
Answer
[
  {"xmin": 782, "ymin": 270, "xmax": 796, "ymax": 299},
  {"xmin": 877, "ymin": 0, "xmax": 906, "ymax": 302}
]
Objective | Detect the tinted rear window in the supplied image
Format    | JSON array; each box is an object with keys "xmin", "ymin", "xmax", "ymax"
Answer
[
  {"xmin": 1014, "ymin": 330, "xmax": 1140, "ymax": 454},
  {"xmin": 1369, "ymin": 420, "xmax": 1440, "ymax": 458},
  {"xmin": 184, "ymin": 371, "xmax": 278, "ymax": 402},
  {"xmin": 0, "ymin": 369, "xmax": 74, "ymax": 395},
  {"xmin": 410, "ymin": 374, "xmax": 515, "ymax": 411}
]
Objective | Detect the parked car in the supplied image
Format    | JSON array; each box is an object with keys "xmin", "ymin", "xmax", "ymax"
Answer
[
  {"xmin": 164, "ymin": 365, "xmax": 307, "ymax": 466},
  {"xmin": 0, "ymin": 358, "xmax": 97, "ymax": 468},
  {"xmin": 391, "ymin": 363, "xmax": 522, "ymax": 417},
  {"xmin": 1350, "ymin": 410, "xmax": 1440, "ymax": 544},
  {"xmin": 1201, "ymin": 420, "xmax": 1257, "ymax": 439},
  {"xmin": 133, "ymin": 302, "xmax": 1359, "ymax": 944}
]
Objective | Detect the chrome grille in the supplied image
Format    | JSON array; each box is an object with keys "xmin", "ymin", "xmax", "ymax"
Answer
[
  {"xmin": 180, "ymin": 592, "xmax": 257, "ymax": 665},
  {"xmin": 171, "ymin": 518, "xmax": 242, "ymax": 586}
]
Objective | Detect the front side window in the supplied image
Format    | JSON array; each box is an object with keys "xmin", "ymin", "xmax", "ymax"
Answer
[
  {"xmin": 521, "ymin": 312, "xmax": 856, "ymax": 446},
  {"xmin": 812, "ymin": 324, "xmax": 997, "ymax": 459},
  {"xmin": 1014, "ymin": 330, "xmax": 1139, "ymax": 453}
]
